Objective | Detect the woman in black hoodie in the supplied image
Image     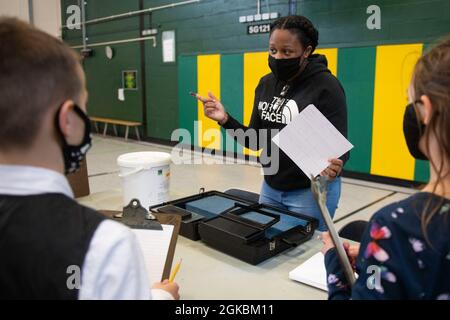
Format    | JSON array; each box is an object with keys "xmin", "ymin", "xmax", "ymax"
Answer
[{"xmin": 196, "ymin": 15, "xmax": 348, "ymax": 231}]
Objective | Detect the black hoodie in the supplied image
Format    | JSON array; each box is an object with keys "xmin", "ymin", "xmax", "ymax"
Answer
[{"xmin": 222, "ymin": 54, "xmax": 349, "ymax": 191}]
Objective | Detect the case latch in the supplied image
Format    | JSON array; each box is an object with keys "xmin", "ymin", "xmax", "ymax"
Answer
[{"xmin": 269, "ymin": 240, "xmax": 276, "ymax": 251}]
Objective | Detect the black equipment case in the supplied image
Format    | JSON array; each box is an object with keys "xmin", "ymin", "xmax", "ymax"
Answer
[
  {"xmin": 149, "ymin": 190, "xmax": 318, "ymax": 265},
  {"xmin": 149, "ymin": 190, "xmax": 254, "ymax": 241}
]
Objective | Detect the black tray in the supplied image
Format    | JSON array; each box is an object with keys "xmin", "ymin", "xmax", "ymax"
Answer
[
  {"xmin": 198, "ymin": 202, "xmax": 318, "ymax": 264},
  {"xmin": 149, "ymin": 190, "xmax": 254, "ymax": 240},
  {"xmin": 150, "ymin": 190, "xmax": 318, "ymax": 264}
]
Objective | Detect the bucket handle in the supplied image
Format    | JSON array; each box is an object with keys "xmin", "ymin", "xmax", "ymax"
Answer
[{"xmin": 118, "ymin": 166, "xmax": 146, "ymax": 178}]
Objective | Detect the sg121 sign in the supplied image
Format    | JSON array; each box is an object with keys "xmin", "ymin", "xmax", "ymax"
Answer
[{"xmin": 247, "ymin": 23, "xmax": 271, "ymax": 35}]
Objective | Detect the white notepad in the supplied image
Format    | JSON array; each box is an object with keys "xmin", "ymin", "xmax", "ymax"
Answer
[
  {"xmin": 289, "ymin": 252, "xmax": 328, "ymax": 291},
  {"xmin": 132, "ymin": 224, "xmax": 174, "ymax": 285},
  {"xmin": 272, "ymin": 104, "xmax": 354, "ymax": 179}
]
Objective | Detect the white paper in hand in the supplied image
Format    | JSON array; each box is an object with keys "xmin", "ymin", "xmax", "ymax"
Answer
[{"xmin": 272, "ymin": 104, "xmax": 353, "ymax": 180}]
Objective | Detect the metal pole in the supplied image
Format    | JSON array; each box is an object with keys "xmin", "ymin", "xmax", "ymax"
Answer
[
  {"xmin": 138, "ymin": 0, "xmax": 148, "ymax": 141},
  {"xmin": 28, "ymin": 0, "xmax": 34, "ymax": 25},
  {"xmin": 289, "ymin": 0, "xmax": 297, "ymax": 15},
  {"xmin": 61, "ymin": 0, "xmax": 200, "ymax": 29},
  {"xmin": 70, "ymin": 36, "xmax": 157, "ymax": 49},
  {"xmin": 257, "ymin": 0, "xmax": 261, "ymax": 15},
  {"xmin": 311, "ymin": 177, "xmax": 356, "ymax": 286},
  {"xmin": 80, "ymin": 0, "xmax": 87, "ymax": 51}
]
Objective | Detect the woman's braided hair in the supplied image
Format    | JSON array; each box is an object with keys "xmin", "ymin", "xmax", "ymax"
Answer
[{"xmin": 270, "ymin": 15, "xmax": 319, "ymax": 53}]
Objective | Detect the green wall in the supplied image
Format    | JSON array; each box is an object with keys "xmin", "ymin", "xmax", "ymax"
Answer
[
  {"xmin": 61, "ymin": 0, "xmax": 448, "ymax": 181},
  {"xmin": 339, "ymin": 46, "xmax": 376, "ymax": 174},
  {"xmin": 62, "ymin": 0, "xmax": 450, "ymax": 139}
]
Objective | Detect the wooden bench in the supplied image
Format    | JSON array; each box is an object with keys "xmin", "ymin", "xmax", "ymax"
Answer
[{"xmin": 90, "ymin": 116, "xmax": 142, "ymax": 141}]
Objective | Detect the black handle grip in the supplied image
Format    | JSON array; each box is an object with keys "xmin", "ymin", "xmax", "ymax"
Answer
[{"xmin": 281, "ymin": 229, "xmax": 311, "ymax": 247}]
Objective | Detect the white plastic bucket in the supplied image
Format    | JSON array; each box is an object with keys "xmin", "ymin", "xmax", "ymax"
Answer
[{"xmin": 117, "ymin": 151, "xmax": 171, "ymax": 210}]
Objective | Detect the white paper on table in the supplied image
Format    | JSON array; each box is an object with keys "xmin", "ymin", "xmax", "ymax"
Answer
[
  {"xmin": 118, "ymin": 88, "xmax": 125, "ymax": 101},
  {"xmin": 132, "ymin": 224, "xmax": 174, "ymax": 285},
  {"xmin": 289, "ymin": 251, "xmax": 358, "ymax": 291},
  {"xmin": 272, "ymin": 104, "xmax": 353, "ymax": 180},
  {"xmin": 289, "ymin": 252, "xmax": 328, "ymax": 291}
]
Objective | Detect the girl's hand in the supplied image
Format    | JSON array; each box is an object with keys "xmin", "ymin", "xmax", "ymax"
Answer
[
  {"xmin": 343, "ymin": 241, "xmax": 360, "ymax": 271},
  {"xmin": 320, "ymin": 231, "xmax": 335, "ymax": 254},
  {"xmin": 320, "ymin": 158, "xmax": 343, "ymax": 181},
  {"xmin": 194, "ymin": 91, "xmax": 228, "ymax": 124},
  {"xmin": 343, "ymin": 242, "xmax": 360, "ymax": 259},
  {"xmin": 321, "ymin": 232, "xmax": 360, "ymax": 271}
]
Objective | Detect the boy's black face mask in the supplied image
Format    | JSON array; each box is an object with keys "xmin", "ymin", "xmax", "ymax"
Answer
[
  {"xmin": 403, "ymin": 103, "xmax": 428, "ymax": 160},
  {"xmin": 55, "ymin": 104, "xmax": 92, "ymax": 174}
]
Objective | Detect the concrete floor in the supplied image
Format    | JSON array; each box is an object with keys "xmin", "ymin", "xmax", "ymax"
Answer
[
  {"xmin": 78, "ymin": 135, "xmax": 417, "ymax": 299},
  {"xmin": 82, "ymin": 135, "xmax": 415, "ymax": 227}
]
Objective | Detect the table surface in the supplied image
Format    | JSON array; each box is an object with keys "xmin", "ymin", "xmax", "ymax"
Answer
[{"xmin": 79, "ymin": 190, "xmax": 328, "ymax": 300}]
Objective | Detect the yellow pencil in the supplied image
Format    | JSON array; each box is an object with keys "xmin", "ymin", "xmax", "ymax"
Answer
[{"xmin": 169, "ymin": 258, "xmax": 182, "ymax": 282}]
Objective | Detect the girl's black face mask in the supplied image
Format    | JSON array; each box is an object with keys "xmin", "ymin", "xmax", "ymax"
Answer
[
  {"xmin": 55, "ymin": 104, "xmax": 92, "ymax": 174},
  {"xmin": 403, "ymin": 103, "xmax": 428, "ymax": 160},
  {"xmin": 268, "ymin": 55, "xmax": 306, "ymax": 82}
]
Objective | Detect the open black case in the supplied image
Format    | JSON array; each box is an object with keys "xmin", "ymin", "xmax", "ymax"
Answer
[{"xmin": 149, "ymin": 190, "xmax": 318, "ymax": 265}]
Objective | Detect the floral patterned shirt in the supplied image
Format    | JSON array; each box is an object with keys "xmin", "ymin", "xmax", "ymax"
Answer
[{"xmin": 324, "ymin": 192, "xmax": 450, "ymax": 300}]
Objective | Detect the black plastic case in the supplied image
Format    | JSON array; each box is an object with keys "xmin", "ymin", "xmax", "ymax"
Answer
[
  {"xmin": 150, "ymin": 190, "xmax": 318, "ymax": 265},
  {"xmin": 149, "ymin": 190, "xmax": 253, "ymax": 240}
]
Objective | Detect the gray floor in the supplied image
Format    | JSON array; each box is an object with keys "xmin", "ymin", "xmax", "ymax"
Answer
[
  {"xmin": 78, "ymin": 135, "xmax": 417, "ymax": 299},
  {"xmin": 82, "ymin": 135, "xmax": 415, "ymax": 228}
]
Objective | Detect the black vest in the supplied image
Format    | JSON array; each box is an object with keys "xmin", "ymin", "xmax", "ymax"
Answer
[{"xmin": 0, "ymin": 193, "xmax": 105, "ymax": 299}]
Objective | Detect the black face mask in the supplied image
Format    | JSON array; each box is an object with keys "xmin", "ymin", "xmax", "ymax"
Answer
[
  {"xmin": 268, "ymin": 55, "xmax": 305, "ymax": 82},
  {"xmin": 403, "ymin": 103, "xmax": 427, "ymax": 160},
  {"xmin": 55, "ymin": 104, "xmax": 92, "ymax": 174}
]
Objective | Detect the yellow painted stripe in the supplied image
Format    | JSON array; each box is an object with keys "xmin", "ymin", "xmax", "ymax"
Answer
[
  {"xmin": 371, "ymin": 44, "xmax": 423, "ymax": 180},
  {"xmin": 243, "ymin": 52, "xmax": 271, "ymax": 156},
  {"xmin": 315, "ymin": 48, "xmax": 338, "ymax": 76},
  {"xmin": 197, "ymin": 54, "xmax": 221, "ymax": 150}
]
